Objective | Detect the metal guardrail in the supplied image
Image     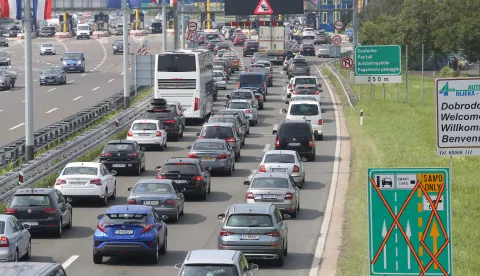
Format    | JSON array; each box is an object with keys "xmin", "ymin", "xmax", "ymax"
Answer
[
  {"xmin": 0, "ymin": 91, "xmax": 154, "ymax": 202},
  {"xmin": 0, "ymin": 86, "xmax": 146, "ymax": 169}
]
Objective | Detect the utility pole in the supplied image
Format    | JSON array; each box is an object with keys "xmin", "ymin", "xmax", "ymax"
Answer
[
  {"xmin": 180, "ymin": 0, "xmax": 185, "ymax": 48},
  {"xmin": 122, "ymin": 0, "xmax": 130, "ymax": 108},
  {"xmin": 352, "ymin": 0, "xmax": 359, "ymax": 47},
  {"xmin": 25, "ymin": 0, "xmax": 34, "ymax": 160},
  {"xmin": 162, "ymin": 0, "xmax": 167, "ymax": 51}
]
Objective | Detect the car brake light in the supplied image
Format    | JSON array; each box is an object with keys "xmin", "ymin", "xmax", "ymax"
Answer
[
  {"xmin": 123, "ymin": 194, "xmax": 135, "ymax": 203},
  {"xmin": 127, "ymin": 152, "xmax": 137, "ymax": 156},
  {"xmin": 309, "ymin": 140, "xmax": 313, "ymax": 147},
  {"xmin": 265, "ymin": 231, "xmax": 281, "ymax": 237},
  {"xmin": 165, "ymin": 199, "xmax": 175, "ymax": 205},
  {"xmin": 127, "ymin": 131, "xmax": 133, "ymax": 137},
  {"xmin": 275, "ymin": 139, "xmax": 280, "ymax": 147},
  {"xmin": 165, "ymin": 120, "xmax": 175, "ymax": 124},
  {"xmin": 293, "ymin": 91, "xmax": 299, "ymax": 94},
  {"xmin": 97, "ymin": 224, "xmax": 106, "ymax": 233},
  {"xmin": 226, "ymin": 137, "xmax": 236, "ymax": 142},
  {"xmin": 237, "ymin": 83, "xmax": 240, "ymax": 87},
  {"xmin": 245, "ymin": 109, "xmax": 252, "ymax": 113},
  {"xmin": 101, "ymin": 152, "xmax": 112, "ymax": 157},
  {"xmin": 259, "ymin": 165, "xmax": 266, "ymax": 172},
  {"xmin": 194, "ymin": 98, "xmax": 199, "ymax": 111},
  {"xmin": 318, "ymin": 119, "xmax": 323, "ymax": 125},
  {"xmin": 156, "ymin": 131, "xmax": 162, "ymax": 137},
  {"xmin": 43, "ymin": 208, "xmax": 56, "ymax": 213},
  {"xmin": 198, "ymin": 136, "xmax": 205, "ymax": 139},
  {"xmin": 301, "ymin": 48, "xmax": 304, "ymax": 51},
  {"xmin": 293, "ymin": 165, "xmax": 300, "ymax": 172},
  {"xmin": 157, "ymin": 175, "xmax": 168, "ymax": 179},
  {"xmin": 246, "ymin": 192, "xmax": 254, "ymax": 199},
  {"xmin": 220, "ymin": 230, "xmax": 235, "ymax": 236},
  {"xmin": 90, "ymin": 179, "xmax": 102, "ymax": 185},
  {"xmin": 217, "ymin": 154, "xmax": 229, "ymax": 159},
  {"xmin": 191, "ymin": 176, "xmax": 203, "ymax": 181},
  {"xmin": 5, "ymin": 208, "xmax": 17, "ymax": 214},
  {"xmin": 285, "ymin": 192, "xmax": 293, "ymax": 199},
  {"xmin": 314, "ymin": 91, "xmax": 319, "ymax": 94},
  {"xmin": 0, "ymin": 236, "xmax": 9, "ymax": 247},
  {"xmin": 188, "ymin": 153, "xmax": 199, "ymax": 158},
  {"xmin": 55, "ymin": 179, "xmax": 66, "ymax": 185}
]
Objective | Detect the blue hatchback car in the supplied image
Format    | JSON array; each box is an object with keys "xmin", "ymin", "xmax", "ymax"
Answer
[
  {"xmin": 61, "ymin": 52, "xmax": 85, "ymax": 73},
  {"xmin": 93, "ymin": 205, "xmax": 168, "ymax": 264}
]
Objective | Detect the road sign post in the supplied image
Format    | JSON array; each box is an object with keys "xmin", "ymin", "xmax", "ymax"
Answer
[
  {"xmin": 341, "ymin": 57, "xmax": 353, "ymax": 69},
  {"xmin": 334, "ymin": 20, "xmax": 344, "ymax": 31},
  {"xmin": 332, "ymin": 35, "xmax": 342, "ymax": 46},
  {"xmin": 354, "ymin": 45, "xmax": 402, "ymax": 84},
  {"xmin": 187, "ymin": 31, "xmax": 197, "ymax": 42},
  {"xmin": 187, "ymin": 21, "xmax": 198, "ymax": 32},
  {"xmin": 368, "ymin": 168, "xmax": 452, "ymax": 276},
  {"xmin": 435, "ymin": 77, "xmax": 480, "ymax": 156}
]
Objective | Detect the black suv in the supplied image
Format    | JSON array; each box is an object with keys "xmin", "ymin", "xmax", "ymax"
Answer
[
  {"xmin": 156, "ymin": 157, "xmax": 211, "ymax": 200},
  {"xmin": 112, "ymin": 39, "xmax": 128, "ymax": 55},
  {"xmin": 243, "ymin": 40, "xmax": 259, "ymax": 57},
  {"xmin": 5, "ymin": 188, "xmax": 73, "ymax": 237},
  {"xmin": 99, "ymin": 140, "xmax": 146, "ymax": 175},
  {"xmin": 300, "ymin": 43, "xmax": 315, "ymax": 56},
  {"xmin": 272, "ymin": 120, "xmax": 317, "ymax": 161},
  {"xmin": 144, "ymin": 99, "xmax": 185, "ymax": 141}
]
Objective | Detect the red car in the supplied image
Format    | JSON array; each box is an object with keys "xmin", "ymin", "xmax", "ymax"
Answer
[{"xmin": 233, "ymin": 34, "xmax": 247, "ymax": 46}]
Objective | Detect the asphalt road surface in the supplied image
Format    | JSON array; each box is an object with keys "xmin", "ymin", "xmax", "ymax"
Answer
[
  {"xmin": 0, "ymin": 34, "xmax": 171, "ymax": 146},
  {"xmin": 28, "ymin": 41, "xmax": 339, "ymax": 276}
]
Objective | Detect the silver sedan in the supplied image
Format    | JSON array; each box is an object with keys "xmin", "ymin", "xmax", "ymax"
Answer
[
  {"xmin": 40, "ymin": 43, "xmax": 56, "ymax": 55},
  {"xmin": 187, "ymin": 139, "xmax": 236, "ymax": 176},
  {"xmin": 257, "ymin": 150, "xmax": 306, "ymax": 187},
  {"xmin": 0, "ymin": 214, "xmax": 31, "ymax": 261},
  {"xmin": 244, "ymin": 172, "xmax": 300, "ymax": 217},
  {"xmin": 127, "ymin": 179, "xmax": 185, "ymax": 222}
]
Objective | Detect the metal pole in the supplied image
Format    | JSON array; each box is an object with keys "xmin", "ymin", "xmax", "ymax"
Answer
[
  {"xmin": 25, "ymin": 0, "xmax": 34, "ymax": 161},
  {"xmin": 123, "ymin": 0, "xmax": 130, "ymax": 108},
  {"xmin": 421, "ymin": 43, "xmax": 424, "ymax": 105},
  {"xmin": 405, "ymin": 44, "xmax": 409, "ymax": 104},
  {"xmin": 134, "ymin": 55, "xmax": 137, "ymax": 96},
  {"xmin": 383, "ymin": 83, "xmax": 385, "ymax": 100},
  {"xmin": 174, "ymin": 2, "xmax": 179, "ymax": 49},
  {"xmin": 162, "ymin": 0, "xmax": 167, "ymax": 51},
  {"xmin": 352, "ymin": 0, "xmax": 358, "ymax": 47},
  {"xmin": 449, "ymin": 156, "xmax": 453, "ymax": 186},
  {"xmin": 180, "ymin": 0, "xmax": 184, "ymax": 48},
  {"xmin": 396, "ymin": 83, "xmax": 398, "ymax": 102},
  {"xmin": 334, "ymin": 0, "xmax": 338, "ymax": 34}
]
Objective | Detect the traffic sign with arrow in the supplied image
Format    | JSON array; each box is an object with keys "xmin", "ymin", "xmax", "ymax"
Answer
[
  {"xmin": 341, "ymin": 57, "xmax": 353, "ymax": 69},
  {"xmin": 346, "ymin": 29, "xmax": 352, "ymax": 36},
  {"xmin": 254, "ymin": 0, "xmax": 274, "ymax": 15}
]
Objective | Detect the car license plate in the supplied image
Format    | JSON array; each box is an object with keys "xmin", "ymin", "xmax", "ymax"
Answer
[
  {"xmin": 112, "ymin": 164, "xmax": 126, "ymax": 168},
  {"xmin": 47, "ymin": 80, "xmax": 54, "ymax": 82},
  {"xmin": 143, "ymin": 201, "xmax": 159, "ymax": 205},
  {"xmin": 241, "ymin": 234, "xmax": 259, "ymax": 240},
  {"xmin": 272, "ymin": 168, "xmax": 287, "ymax": 173},
  {"xmin": 115, "ymin": 230, "xmax": 134, "ymax": 235},
  {"xmin": 23, "ymin": 222, "xmax": 38, "ymax": 226},
  {"xmin": 69, "ymin": 67, "xmax": 75, "ymax": 70},
  {"xmin": 202, "ymin": 156, "xmax": 215, "ymax": 161},
  {"xmin": 138, "ymin": 133, "xmax": 150, "ymax": 136},
  {"xmin": 175, "ymin": 180, "xmax": 188, "ymax": 183},
  {"xmin": 288, "ymin": 143, "xmax": 301, "ymax": 146},
  {"xmin": 262, "ymin": 195, "xmax": 278, "ymax": 199},
  {"xmin": 70, "ymin": 181, "xmax": 85, "ymax": 185}
]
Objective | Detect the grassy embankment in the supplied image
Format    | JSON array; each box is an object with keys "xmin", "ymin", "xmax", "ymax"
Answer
[{"xmin": 321, "ymin": 67, "xmax": 480, "ymax": 275}]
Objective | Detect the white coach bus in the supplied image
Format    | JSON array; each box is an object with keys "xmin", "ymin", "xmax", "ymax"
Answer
[{"xmin": 155, "ymin": 49, "xmax": 215, "ymax": 121}]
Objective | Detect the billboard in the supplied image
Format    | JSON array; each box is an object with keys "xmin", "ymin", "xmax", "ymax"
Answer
[{"xmin": 225, "ymin": 0, "xmax": 304, "ymax": 16}]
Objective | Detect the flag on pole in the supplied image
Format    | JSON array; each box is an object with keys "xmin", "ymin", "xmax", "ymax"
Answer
[
  {"xmin": 33, "ymin": 0, "xmax": 53, "ymax": 20},
  {"xmin": 0, "ymin": 0, "xmax": 22, "ymax": 19}
]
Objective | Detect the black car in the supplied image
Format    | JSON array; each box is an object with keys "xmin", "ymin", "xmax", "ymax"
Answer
[
  {"xmin": 156, "ymin": 157, "xmax": 211, "ymax": 200},
  {"xmin": 39, "ymin": 67, "xmax": 67, "ymax": 85},
  {"xmin": 99, "ymin": 140, "xmax": 146, "ymax": 175},
  {"xmin": 143, "ymin": 99, "xmax": 185, "ymax": 141},
  {"xmin": 207, "ymin": 39, "xmax": 222, "ymax": 51},
  {"xmin": 0, "ymin": 37, "xmax": 8, "ymax": 47},
  {"xmin": 272, "ymin": 120, "xmax": 317, "ymax": 161},
  {"xmin": 151, "ymin": 21, "xmax": 162, "ymax": 34},
  {"xmin": 112, "ymin": 39, "xmax": 128, "ymax": 55},
  {"xmin": 300, "ymin": 43, "xmax": 316, "ymax": 56},
  {"xmin": 5, "ymin": 188, "xmax": 73, "ymax": 237},
  {"xmin": 9, "ymin": 26, "xmax": 20, "ymax": 37},
  {"xmin": 39, "ymin": 27, "xmax": 56, "ymax": 37},
  {"xmin": 243, "ymin": 40, "xmax": 259, "ymax": 57}
]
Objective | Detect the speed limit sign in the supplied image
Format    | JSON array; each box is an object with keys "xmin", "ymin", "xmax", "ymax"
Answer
[
  {"xmin": 332, "ymin": 35, "xmax": 342, "ymax": 45},
  {"xmin": 187, "ymin": 32, "xmax": 198, "ymax": 42}
]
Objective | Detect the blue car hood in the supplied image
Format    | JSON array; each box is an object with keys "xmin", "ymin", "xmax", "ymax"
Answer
[{"xmin": 63, "ymin": 59, "xmax": 80, "ymax": 63}]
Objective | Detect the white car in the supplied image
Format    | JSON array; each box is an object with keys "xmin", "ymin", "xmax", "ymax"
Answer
[
  {"xmin": 226, "ymin": 99, "xmax": 258, "ymax": 126},
  {"xmin": 127, "ymin": 119, "xmax": 168, "ymax": 150},
  {"xmin": 282, "ymin": 100, "xmax": 323, "ymax": 140},
  {"xmin": 54, "ymin": 162, "xmax": 117, "ymax": 206},
  {"xmin": 302, "ymin": 28, "xmax": 315, "ymax": 39},
  {"xmin": 289, "ymin": 76, "xmax": 321, "ymax": 96},
  {"xmin": 257, "ymin": 150, "xmax": 307, "ymax": 186},
  {"xmin": 290, "ymin": 84, "xmax": 322, "ymax": 103},
  {"xmin": 213, "ymin": 70, "xmax": 227, "ymax": 90},
  {"xmin": 40, "ymin": 43, "xmax": 56, "ymax": 55}
]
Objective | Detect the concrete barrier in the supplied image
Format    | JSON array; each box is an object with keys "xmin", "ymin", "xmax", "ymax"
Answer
[
  {"xmin": 129, "ymin": 30, "xmax": 146, "ymax": 36},
  {"xmin": 55, "ymin": 32, "xmax": 73, "ymax": 39},
  {"xmin": 167, "ymin": 29, "xmax": 174, "ymax": 36},
  {"xmin": 92, "ymin": 31, "xmax": 110, "ymax": 38}
]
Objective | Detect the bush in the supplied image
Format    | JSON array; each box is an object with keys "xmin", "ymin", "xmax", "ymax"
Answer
[{"xmin": 438, "ymin": 66, "xmax": 458, "ymax": 77}]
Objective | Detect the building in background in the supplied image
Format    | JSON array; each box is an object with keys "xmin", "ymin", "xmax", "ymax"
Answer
[{"xmin": 315, "ymin": 0, "xmax": 354, "ymax": 32}]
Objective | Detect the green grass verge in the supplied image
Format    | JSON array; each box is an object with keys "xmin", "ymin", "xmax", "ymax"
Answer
[
  {"xmin": 321, "ymin": 67, "xmax": 480, "ymax": 275},
  {"xmin": 0, "ymin": 87, "xmax": 152, "ymax": 177}
]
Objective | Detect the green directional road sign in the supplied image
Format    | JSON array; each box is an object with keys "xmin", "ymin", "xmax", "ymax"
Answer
[
  {"xmin": 355, "ymin": 45, "xmax": 402, "ymax": 84},
  {"xmin": 368, "ymin": 168, "xmax": 453, "ymax": 276}
]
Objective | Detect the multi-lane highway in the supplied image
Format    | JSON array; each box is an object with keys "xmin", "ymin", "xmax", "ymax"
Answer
[
  {"xmin": 0, "ymin": 34, "xmax": 172, "ymax": 146},
  {"xmin": 26, "ymin": 41, "xmax": 340, "ymax": 275}
]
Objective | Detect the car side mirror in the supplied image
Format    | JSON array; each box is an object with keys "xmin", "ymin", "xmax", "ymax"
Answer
[
  {"xmin": 302, "ymin": 157, "xmax": 308, "ymax": 162},
  {"xmin": 155, "ymin": 166, "xmax": 162, "ymax": 172},
  {"xmin": 161, "ymin": 215, "xmax": 169, "ymax": 221},
  {"xmin": 314, "ymin": 130, "xmax": 319, "ymax": 135},
  {"xmin": 22, "ymin": 223, "xmax": 31, "ymax": 230},
  {"xmin": 250, "ymin": 263, "xmax": 259, "ymax": 271},
  {"xmin": 272, "ymin": 130, "xmax": 277, "ymax": 135},
  {"xmin": 217, "ymin": 213, "xmax": 226, "ymax": 220},
  {"xmin": 281, "ymin": 108, "xmax": 287, "ymax": 113},
  {"xmin": 243, "ymin": 180, "xmax": 250, "ymax": 185},
  {"xmin": 82, "ymin": 57, "xmax": 85, "ymax": 61},
  {"xmin": 128, "ymin": 187, "xmax": 133, "ymax": 191},
  {"xmin": 174, "ymin": 263, "xmax": 182, "ymax": 269},
  {"xmin": 97, "ymin": 214, "xmax": 104, "ymax": 220},
  {"xmin": 283, "ymin": 214, "xmax": 291, "ymax": 220},
  {"xmin": 110, "ymin": 170, "xmax": 117, "ymax": 176},
  {"xmin": 196, "ymin": 132, "xmax": 200, "ymax": 136},
  {"xmin": 285, "ymin": 100, "xmax": 290, "ymax": 104},
  {"xmin": 226, "ymin": 95, "xmax": 230, "ymax": 99},
  {"xmin": 58, "ymin": 170, "xmax": 62, "ymax": 175},
  {"xmin": 186, "ymin": 145, "xmax": 192, "ymax": 149},
  {"xmin": 256, "ymin": 157, "xmax": 262, "ymax": 161},
  {"xmin": 141, "ymin": 147, "xmax": 146, "ymax": 151}
]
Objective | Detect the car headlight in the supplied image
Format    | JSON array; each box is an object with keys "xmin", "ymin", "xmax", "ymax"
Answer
[
  {"xmin": 77, "ymin": 61, "xmax": 82, "ymax": 65},
  {"xmin": 113, "ymin": 46, "xmax": 117, "ymax": 49},
  {"xmin": 40, "ymin": 76, "xmax": 45, "ymax": 79},
  {"xmin": 62, "ymin": 61, "xmax": 67, "ymax": 65},
  {"xmin": 6, "ymin": 58, "xmax": 9, "ymax": 61}
]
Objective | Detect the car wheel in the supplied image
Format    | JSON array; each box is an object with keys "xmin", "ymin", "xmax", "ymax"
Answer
[
  {"xmin": 283, "ymin": 242, "xmax": 288, "ymax": 256},
  {"xmin": 149, "ymin": 241, "xmax": 159, "ymax": 264},
  {"xmin": 201, "ymin": 187, "xmax": 208, "ymax": 200},
  {"xmin": 315, "ymin": 134, "xmax": 323, "ymax": 141},
  {"xmin": 13, "ymin": 248, "xmax": 18, "ymax": 262},
  {"xmin": 171, "ymin": 210, "xmax": 179, "ymax": 222},
  {"xmin": 54, "ymin": 219, "xmax": 62, "ymax": 237},
  {"xmin": 275, "ymin": 252, "xmax": 284, "ymax": 267},
  {"xmin": 179, "ymin": 125, "xmax": 184, "ymax": 138},
  {"xmin": 93, "ymin": 253, "xmax": 103, "ymax": 264},
  {"xmin": 23, "ymin": 239, "xmax": 31, "ymax": 260},
  {"xmin": 159, "ymin": 237, "xmax": 167, "ymax": 255},
  {"xmin": 110, "ymin": 183, "xmax": 117, "ymax": 199},
  {"xmin": 291, "ymin": 205, "xmax": 298, "ymax": 218},
  {"xmin": 173, "ymin": 131, "xmax": 180, "ymax": 141},
  {"xmin": 66, "ymin": 210, "xmax": 73, "ymax": 229},
  {"xmin": 135, "ymin": 164, "xmax": 141, "ymax": 176},
  {"xmin": 102, "ymin": 189, "xmax": 108, "ymax": 206},
  {"xmin": 308, "ymin": 153, "xmax": 316, "ymax": 162}
]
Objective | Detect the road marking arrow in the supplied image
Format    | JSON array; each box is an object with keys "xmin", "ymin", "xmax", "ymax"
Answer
[
  {"xmin": 382, "ymin": 220, "xmax": 387, "ymax": 269},
  {"xmin": 406, "ymin": 220, "xmax": 412, "ymax": 269},
  {"xmin": 430, "ymin": 221, "xmax": 440, "ymax": 269}
]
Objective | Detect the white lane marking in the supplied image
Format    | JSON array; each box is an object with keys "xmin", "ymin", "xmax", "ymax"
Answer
[
  {"xmin": 67, "ymin": 80, "xmax": 73, "ymax": 83},
  {"xmin": 0, "ymin": 110, "xmax": 3, "ymax": 113},
  {"xmin": 46, "ymin": 108, "xmax": 58, "ymax": 114},
  {"xmin": 10, "ymin": 123, "xmax": 25, "ymax": 130},
  {"xmin": 308, "ymin": 65, "xmax": 342, "ymax": 276},
  {"xmin": 263, "ymin": 144, "xmax": 270, "ymax": 152},
  {"xmin": 273, "ymin": 124, "xmax": 278, "ymax": 131},
  {"xmin": 92, "ymin": 87, "xmax": 100, "ymax": 91},
  {"xmin": 48, "ymin": 88, "xmax": 56, "ymax": 92},
  {"xmin": 21, "ymin": 100, "xmax": 25, "ymax": 103},
  {"xmin": 62, "ymin": 255, "xmax": 79, "ymax": 269},
  {"xmin": 278, "ymin": 109, "xmax": 283, "ymax": 115},
  {"xmin": 73, "ymin": 96, "xmax": 82, "ymax": 101},
  {"xmin": 46, "ymin": 62, "xmax": 50, "ymax": 65},
  {"xmin": 120, "ymin": 72, "xmax": 124, "ymax": 75},
  {"xmin": 108, "ymin": 79, "xmax": 114, "ymax": 82},
  {"xmin": 56, "ymin": 39, "xmax": 69, "ymax": 51},
  {"xmin": 94, "ymin": 67, "xmax": 98, "ymax": 70},
  {"xmin": 81, "ymin": 74, "xmax": 86, "ymax": 77}
]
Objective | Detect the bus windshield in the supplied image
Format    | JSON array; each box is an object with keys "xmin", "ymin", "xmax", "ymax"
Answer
[{"xmin": 157, "ymin": 54, "xmax": 196, "ymax": 72}]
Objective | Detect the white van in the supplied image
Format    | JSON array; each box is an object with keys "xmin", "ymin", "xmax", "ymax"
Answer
[
  {"xmin": 283, "ymin": 100, "xmax": 323, "ymax": 140},
  {"xmin": 76, "ymin": 23, "xmax": 90, "ymax": 39}
]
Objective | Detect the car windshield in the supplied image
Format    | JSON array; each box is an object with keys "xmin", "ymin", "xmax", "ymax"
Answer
[
  {"xmin": 133, "ymin": 183, "xmax": 172, "ymax": 193},
  {"xmin": 132, "ymin": 122, "xmax": 157, "ymax": 131},
  {"xmin": 213, "ymin": 72, "xmax": 225, "ymax": 77},
  {"xmin": 251, "ymin": 177, "xmax": 290, "ymax": 189},
  {"xmin": 241, "ymin": 75, "xmax": 263, "ymax": 85},
  {"xmin": 0, "ymin": 222, "xmax": 5, "ymax": 234},
  {"xmin": 295, "ymin": 87, "xmax": 317, "ymax": 94},
  {"xmin": 206, "ymin": 34, "xmax": 219, "ymax": 39},
  {"xmin": 232, "ymin": 92, "xmax": 252, "ymax": 99},
  {"xmin": 264, "ymin": 154, "xmax": 295, "ymax": 163},
  {"xmin": 104, "ymin": 143, "xmax": 134, "ymax": 152},
  {"xmin": 226, "ymin": 214, "xmax": 273, "ymax": 227},
  {"xmin": 0, "ymin": 52, "xmax": 8, "ymax": 57},
  {"xmin": 213, "ymin": 66, "xmax": 224, "ymax": 71},
  {"xmin": 63, "ymin": 53, "xmax": 82, "ymax": 60},
  {"xmin": 42, "ymin": 68, "xmax": 61, "ymax": 74},
  {"xmin": 290, "ymin": 104, "xmax": 319, "ymax": 116},
  {"xmin": 201, "ymin": 126, "xmax": 234, "ymax": 139},
  {"xmin": 161, "ymin": 164, "xmax": 199, "ymax": 174},
  {"xmin": 180, "ymin": 264, "xmax": 239, "ymax": 276},
  {"xmin": 10, "ymin": 195, "xmax": 52, "ymax": 207},
  {"xmin": 254, "ymin": 54, "xmax": 268, "ymax": 59},
  {"xmin": 114, "ymin": 40, "xmax": 123, "ymax": 45},
  {"xmin": 192, "ymin": 142, "xmax": 225, "ymax": 150},
  {"xmin": 228, "ymin": 102, "xmax": 250, "ymax": 109},
  {"xmin": 279, "ymin": 123, "xmax": 311, "ymax": 139},
  {"xmin": 62, "ymin": 166, "xmax": 98, "ymax": 175},
  {"xmin": 209, "ymin": 117, "xmax": 236, "ymax": 125},
  {"xmin": 102, "ymin": 213, "xmax": 148, "ymax": 225},
  {"xmin": 42, "ymin": 44, "xmax": 53, "ymax": 47},
  {"xmin": 295, "ymin": 78, "xmax": 316, "ymax": 85},
  {"xmin": 78, "ymin": 25, "xmax": 89, "ymax": 30}
]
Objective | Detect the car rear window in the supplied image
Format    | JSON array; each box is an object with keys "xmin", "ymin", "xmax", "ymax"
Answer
[
  {"xmin": 62, "ymin": 166, "xmax": 98, "ymax": 175},
  {"xmin": 232, "ymin": 92, "xmax": 252, "ymax": 99},
  {"xmin": 192, "ymin": 142, "xmax": 226, "ymax": 150},
  {"xmin": 295, "ymin": 78, "xmax": 317, "ymax": 85},
  {"xmin": 102, "ymin": 213, "xmax": 148, "ymax": 225},
  {"xmin": 228, "ymin": 102, "xmax": 250, "ymax": 109},
  {"xmin": 162, "ymin": 164, "xmax": 199, "ymax": 174},
  {"xmin": 0, "ymin": 222, "xmax": 4, "ymax": 234},
  {"xmin": 246, "ymin": 41, "xmax": 258, "ymax": 46},
  {"xmin": 264, "ymin": 154, "xmax": 295, "ymax": 163},
  {"xmin": 104, "ymin": 143, "xmax": 134, "ymax": 152},
  {"xmin": 10, "ymin": 195, "xmax": 52, "ymax": 207},
  {"xmin": 251, "ymin": 177, "xmax": 289, "ymax": 189},
  {"xmin": 209, "ymin": 117, "xmax": 236, "ymax": 125},
  {"xmin": 292, "ymin": 61, "xmax": 307, "ymax": 66},
  {"xmin": 217, "ymin": 44, "xmax": 229, "ymax": 49},
  {"xmin": 279, "ymin": 123, "xmax": 312, "ymax": 139},
  {"xmin": 206, "ymin": 34, "xmax": 219, "ymax": 39},
  {"xmin": 295, "ymin": 87, "xmax": 317, "ymax": 94},
  {"xmin": 213, "ymin": 71, "xmax": 225, "ymax": 77},
  {"xmin": 290, "ymin": 104, "xmax": 319, "ymax": 116},
  {"xmin": 144, "ymin": 109, "xmax": 173, "ymax": 119},
  {"xmin": 241, "ymin": 75, "xmax": 263, "ymax": 85},
  {"xmin": 181, "ymin": 265, "xmax": 239, "ymax": 276},
  {"xmin": 201, "ymin": 126, "xmax": 234, "ymax": 139},
  {"xmin": 133, "ymin": 183, "xmax": 172, "ymax": 193},
  {"xmin": 132, "ymin": 123, "xmax": 157, "ymax": 131},
  {"xmin": 226, "ymin": 214, "xmax": 273, "ymax": 227}
]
